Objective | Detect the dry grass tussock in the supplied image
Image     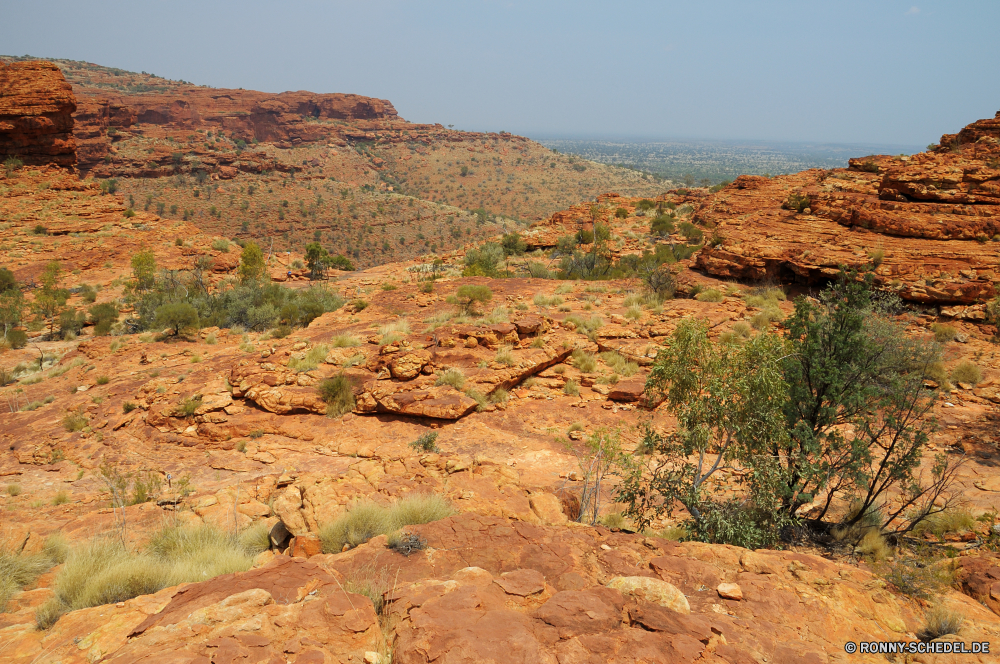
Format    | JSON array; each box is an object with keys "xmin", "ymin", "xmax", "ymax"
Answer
[
  {"xmin": 918, "ymin": 605, "xmax": 965, "ymax": 642},
  {"xmin": 318, "ymin": 494, "xmax": 456, "ymax": 554},
  {"xmin": 287, "ymin": 344, "xmax": 329, "ymax": 372},
  {"xmin": 0, "ymin": 534, "xmax": 68, "ymax": 612},
  {"xmin": 35, "ymin": 522, "xmax": 270, "ymax": 628}
]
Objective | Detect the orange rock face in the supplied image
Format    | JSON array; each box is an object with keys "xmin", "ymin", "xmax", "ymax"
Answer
[
  {"xmin": 0, "ymin": 61, "xmax": 77, "ymax": 167},
  {"xmin": 69, "ymin": 84, "xmax": 398, "ymax": 170},
  {"xmin": 695, "ymin": 111, "xmax": 1000, "ymax": 311}
]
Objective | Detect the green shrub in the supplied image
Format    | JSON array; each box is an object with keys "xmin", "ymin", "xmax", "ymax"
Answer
[
  {"xmin": 154, "ymin": 302, "xmax": 199, "ymax": 336},
  {"xmin": 931, "ymin": 323, "xmax": 957, "ymax": 342},
  {"xmin": 6, "ymin": 328, "xmax": 27, "ymax": 349},
  {"xmin": 331, "ymin": 334, "xmax": 361, "ymax": 348},
  {"xmin": 378, "ymin": 319, "xmax": 410, "ymax": 345},
  {"xmin": 453, "ymin": 285, "xmax": 493, "ymax": 314},
  {"xmin": 950, "ymin": 360, "xmax": 982, "ymax": 385},
  {"xmin": 37, "ymin": 524, "xmax": 264, "ymax": 628},
  {"xmin": 463, "ymin": 242, "xmax": 504, "ymax": 277},
  {"xmin": 122, "ymin": 401, "xmax": 137, "ymax": 414},
  {"xmin": 318, "ymin": 374, "xmax": 355, "ymax": 417},
  {"xmin": 495, "ymin": 345, "xmax": 516, "ymax": 366},
  {"xmin": 600, "ymin": 351, "xmax": 638, "ymax": 377},
  {"xmin": 175, "ymin": 395, "xmax": 202, "ymax": 417},
  {"xmin": 750, "ymin": 307, "xmax": 783, "ymax": 330},
  {"xmin": 784, "ymin": 192, "xmax": 809, "ymax": 212},
  {"xmin": 678, "ymin": 222, "xmax": 703, "ymax": 242},
  {"xmin": 650, "ymin": 215, "xmax": 676, "ymax": 237},
  {"xmin": 924, "ymin": 362, "xmax": 952, "ymax": 391},
  {"xmin": 58, "ymin": 307, "xmax": 86, "ymax": 339},
  {"xmin": 695, "ymin": 288, "xmax": 723, "ymax": 302},
  {"xmin": 533, "ymin": 293, "xmax": 563, "ymax": 308},
  {"xmin": 62, "ymin": 412, "xmax": 87, "ymax": 432},
  {"xmin": 319, "ymin": 494, "xmax": 455, "ymax": 553},
  {"xmin": 51, "ymin": 491, "xmax": 70, "ymax": 505},
  {"xmin": 211, "ymin": 238, "xmax": 230, "ymax": 252},
  {"xmin": 96, "ymin": 375, "xmax": 110, "ymax": 385},
  {"xmin": 564, "ymin": 314, "xmax": 603, "ymax": 336},
  {"xmin": 464, "ymin": 388, "xmax": 489, "ymax": 411},
  {"xmin": 1, "ymin": 538, "xmax": 61, "ymax": 612},
  {"xmin": 571, "ymin": 349, "xmax": 597, "ymax": 373},
  {"xmin": 912, "ymin": 509, "xmax": 976, "ymax": 539},
  {"xmin": 89, "ymin": 302, "xmax": 119, "ymax": 336},
  {"xmin": 287, "ymin": 344, "xmax": 329, "ymax": 372},
  {"xmin": 435, "ymin": 368, "xmax": 466, "ymax": 389},
  {"xmin": 410, "ymin": 432, "xmax": 439, "ymax": 452},
  {"xmin": 6, "ymin": 483, "xmax": 21, "ymax": 496},
  {"xmin": 563, "ymin": 379, "xmax": 580, "ymax": 396}
]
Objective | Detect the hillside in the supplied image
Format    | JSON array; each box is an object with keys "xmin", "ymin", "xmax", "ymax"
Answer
[
  {"xmin": 1, "ymin": 61, "xmax": 1000, "ymax": 663},
  {"xmin": 2, "ymin": 56, "xmax": 667, "ymax": 269}
]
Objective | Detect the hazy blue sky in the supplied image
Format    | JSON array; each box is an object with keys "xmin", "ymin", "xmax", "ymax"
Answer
[{"xmin": 3, "ymin": 1, "xmax": 997, "ymax": 145}]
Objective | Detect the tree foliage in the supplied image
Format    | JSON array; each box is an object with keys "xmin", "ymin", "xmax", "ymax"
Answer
[
  {"xmin": 617, "ymin": 319, "xmax": 790, "ymax": 547},
  {"xmin": 778, "ymin": 270, "xmax": 950, "ymax": 532},
  {"xmin": 238, "ymin": 242, "xmax": 267, "ymax": 284},
  {"xmin": 619, "ymin": 270, "xmax": 959, "ymax": 546}
]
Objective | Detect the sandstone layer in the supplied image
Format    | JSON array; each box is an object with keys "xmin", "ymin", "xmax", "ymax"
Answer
[
  {"xmin": 0, "ymin": 61, "xmax": 76, "ymax": 167},
  {"xmin": 695, "ymin": 111, "xmax": 1000, "ymax": 312}
]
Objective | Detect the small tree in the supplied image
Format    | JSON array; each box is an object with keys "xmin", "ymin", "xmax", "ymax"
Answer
[
  {"xmin": 329, "ymin": 254, "xmax": 355, "ymax": 271},
  {"xmin": 0, "ymin": 270, "xmax": 24, "ymax": 342},
  {"xmin": 58, "ymin": 307, "xmax": 86, "ymax": 339},
  {"xmin": 453, "ymin": 285, "xmax": 492, "ymax": 314},
  {"xmin": 617, "ymin": 319, "xmax": 790, "ymax": 547},
  {"xmin": 33, "ymin": 261, "xmax": 68, "ymax": 337},
  {"xmin": 304, "ymin": 242, "xmax": 331, "ymax": 280},
  {"xmin": 501, "ymin": 232, "xmax": 526, "ymax": 257},
  {"xmin": 779, "ymin": 270, "xmax": 953, "ymax": 534},
  {"xmin": 154, "ymin": 302, "xmax": 199, "ymax": 336},
  {"xmin": 238, "ymin": 241, "xmax": 267, "ymax": 283},
  {"xmin": 131, "ymin": 249, "xmax": 157, "ymax": 293},
  {"xmin": 88, "ymin": 302, "xmax": 119, "ymax": 336}
]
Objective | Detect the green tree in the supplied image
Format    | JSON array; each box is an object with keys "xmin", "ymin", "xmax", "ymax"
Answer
[
  {"xmin": 131, "ymin": 249, "xmax": 157, "ymax": 293},
  {"xmin": 238, "ymin": 241, "xmax": 267, "ymax": 283},
  {"xmin": 0, "ymin": 267, "xmax": 16, "ymax": 293},
  {"xmin": 33, "ymin": 261, "xmax": 68, "ymax": 337},
  {"xmin": 617, "ymin": 319, "xmax": 790, "ymax": 547},
  {"xmin": 778, "ymin": 270, "xmax": 950, "ymax": 533},
  {"xmin": 0, "ymin": 268, "xmax": 23, "ymax": 342},
  {"xmin": 154, "ymin": 302, "xmax": 199, "ymax": 336},
  {"xmin": 501, "ymin": 232, "xmax": 526, "ymax": 257},
  {"xmin": 452, "ymin": 285, "xmax": 492, "ymax": 314},
  {"xmin": 58, "ymin": 307, "xmax": 86, "ymax": 339},
  {"xmin": 304, "ymin": 242, "xmax": 331, "ymax": 280},
  {"xmin": 89, "ymin": 302, "xmax": 119, "ymax": 336},
  {"xmin": 329, "ymin": 254, "xmax": 355, "ymax": 271}
]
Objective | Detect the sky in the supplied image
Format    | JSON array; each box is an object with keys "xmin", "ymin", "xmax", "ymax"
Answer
[{"xmin": 2, "ymin": 0, "xmax": 998, "ymax": 146}]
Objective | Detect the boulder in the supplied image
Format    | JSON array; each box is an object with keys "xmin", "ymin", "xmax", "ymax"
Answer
[{"xmin": 606, "ymin": 576, "xmax": 690, "ymax": 614}]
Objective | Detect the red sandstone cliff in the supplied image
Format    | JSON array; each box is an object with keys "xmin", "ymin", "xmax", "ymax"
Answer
[
  {"xmin": 0, "ymin": 61, "xmax": 76, "ymax": 167},
  {"xmin": 694, "ymin": 110, "xmax": 1000, "ymax": 309},
  {"xmin": 70, "ymin": 85, "xmax": 399, "ymax": 170}
]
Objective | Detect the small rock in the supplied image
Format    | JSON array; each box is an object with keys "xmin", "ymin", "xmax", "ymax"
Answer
[
  {"xmin": 717, "ymin": 583, "xmax": 743, "ymax": 600},
  {"xmin": 289, "ymin": 534, "xmax": 322, "ymax": 558},
  {"xmin": 606, "ymin": 576, "xmax": 690, "ymax": 614},
  {"xmin": 364, "ymin": 652, "xmax": 381, "ymax": 664}
]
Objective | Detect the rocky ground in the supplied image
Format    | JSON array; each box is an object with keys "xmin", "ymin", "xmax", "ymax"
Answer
[{"xmin": 2, "ymin": 61, "xmax": 1000, "ymax": 663}]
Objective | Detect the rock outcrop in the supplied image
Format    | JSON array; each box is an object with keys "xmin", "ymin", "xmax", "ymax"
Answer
[
  {"xmin": 0, "ymin": 61, "xmax": 76, "ymax": 167},
  {"xmin": 695, "ymin": 112, "xmax": 1000, "ymax": 309},
  {"xmin": 69, "ymin": 85, "xmax": 399, "ymax": 170}
]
